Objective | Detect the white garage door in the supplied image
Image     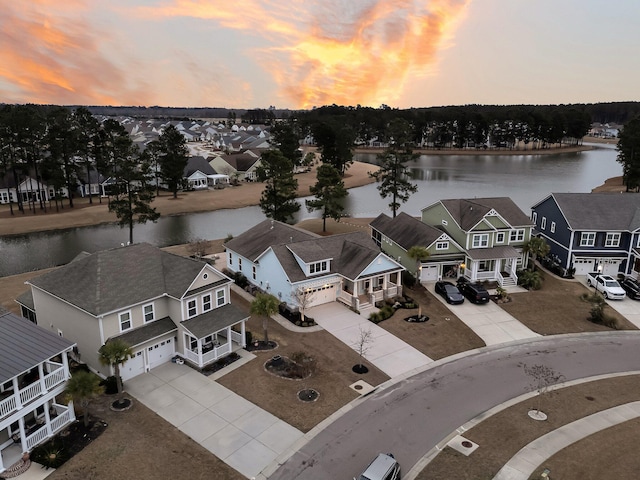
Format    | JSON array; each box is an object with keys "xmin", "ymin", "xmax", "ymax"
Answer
[
  {"xmin": 148, "ymin": 338, "xmax": 175, "ymax": 370},
  {"xmin": 420, "ymin": 265, "xmax": 439, "ymax": 282},
  {"xmin": 121, "ymin": 350, "xmax": 144, "ymax": 381},
  {"xmin": 307, "ymin": 285, "xmax": 336, "ymax": 307},
  {"xmin": 602, "ymin": 261, "xmax": 621, "ymax": 276},
  {"xmin": 573, "ymin": 258, "xmax": 594, "ymax": 276}
]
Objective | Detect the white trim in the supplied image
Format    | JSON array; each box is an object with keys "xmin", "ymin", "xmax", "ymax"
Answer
[
  {"xmin": 202, "ymin": 292, "xmax": 212, "ymax": 312},
  {"xmin": 142, "ymin": 303, "xmax": 155, "ymax": 323},
  {"xmin": 215, "ymin": 288, "xmax": 226, "ymax": 307},
  {"xmin": 580, "ymin": 232, "xmax": 596, "ymax": 247},
  {"xmin": 186, "ymin": 298, "xmax": 198, "ymax": 318},
  {"xmin": 119, "ymin": 310, "xmax": 132, "ymax": 332}
]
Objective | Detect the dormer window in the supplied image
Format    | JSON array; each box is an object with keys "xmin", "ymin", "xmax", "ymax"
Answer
[{"xmin": 309, "ymin": 260, "xmax": 328, "ymax": 274}]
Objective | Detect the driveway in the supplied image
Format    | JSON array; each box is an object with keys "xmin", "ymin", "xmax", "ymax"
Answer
[
  {"xmin": 307, "ymin": 303, "xmax": 433, "ymax": 377},
  {"xmin": 425, "ymin": 283, "xmax": 540, "ymax": 345},
  {"xmin": 576, "ymin": 275, "xmax": 640, "ymax": 328},
  {"xmin": 125, "ymin": 362, "xmax": 303, "ymax": 479}
]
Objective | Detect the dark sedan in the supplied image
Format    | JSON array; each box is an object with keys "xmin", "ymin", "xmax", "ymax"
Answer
[
  {"xmin": 621, "ymin": 277, "xmax": 640, "ymax": 300},
  {"xmin": 434, "ymin": 281, "xmax": 465, "ymax": 305}
]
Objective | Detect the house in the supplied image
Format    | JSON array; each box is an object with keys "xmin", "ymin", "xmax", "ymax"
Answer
[
  {"xmin": 209, "ymin": 151, "xmax": 262, "ymax": 181},
  {"xmin": 77, "ymin": 169, "xmax": 109, "ymax": 198},
  {"xmin": 224, "ymin": 220, "xmax": 405, "ymax": 313},
  {"xmin": 421, "ymin": 198, "xmax": 534, "ymax": 286},
  {"xmin": 20, "ymin": 243, "xmax": 248, "ymax": 381},
  {"xmin": 531, "ymin": 193, "xmax": 640, "ymax": 277},
  {"xmin": 0, "ymin": 308, "xmax": 76, "ymax": 474},
  {"xmin": 0, "ymin": 173, "xmax": 69, "ymax": 205},
  {"xmin": 370, "ymin": 212, "xmax": 466, "ymax": 282},
  {"xmin": 183, "ymin": 156, "xmax": 229, "ymax": 190}
]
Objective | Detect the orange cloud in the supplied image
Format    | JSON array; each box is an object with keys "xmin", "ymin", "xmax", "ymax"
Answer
[
  {"xmin": 0, "ymin": 1, "xmax": 151, "ymax": 105},
  {"xmin": 144, "ymin": 0, "xmax": 471, "ymax": 108}
]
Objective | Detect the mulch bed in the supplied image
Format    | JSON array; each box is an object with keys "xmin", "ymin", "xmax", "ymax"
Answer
[
  {"xmin": 201, "ymin": 352, "xmax": 241, "ymax": 376},
  {"xmin": 265, "ymin": 355, "xmax": 312, "ymax": 380},
  {"xmin": 246, "ymin": 340, "xmax": 278, "ymax": 352},
  {"xmin": 30, "ymin": 417, "xmax": 107, "ymax": 470}
]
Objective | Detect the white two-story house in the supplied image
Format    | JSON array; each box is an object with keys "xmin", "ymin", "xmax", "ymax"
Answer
[
  {"xmin": 0, "ymin": 308, "xmax": 76, "ymax": 475},
  {"xmin": 20, "ymin": 243, "xmax": 248, "ymax": 381}
]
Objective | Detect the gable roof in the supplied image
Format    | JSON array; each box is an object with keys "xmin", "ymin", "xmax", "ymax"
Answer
[
  {"xmin": 547, "ymin": 193, "xmax": 640, "ymax": 231},
  {"xmin": 225, "ymin": 220, "xmax": 318, "ymax": 262},
  {"xmin": 28, "ymin": 243, "xmax": 224, "ymax": 316},
  {"xmin": 0, "ymin": 307, "xmax": 75, "ymax": 384},
  {"xmin": 215, "ymin": 152, "xmax": 260, "ymax": 172},
  {"xmin": 184, "ymin": 156, "xmax": 216, "ymax": 177},
  {"xmin": 370, "ymin": 212, "xmax": 446, "ymax": 250},
  {"xmin": 436, "ymin": 197, "xmax": 532, "ymax": 231}
]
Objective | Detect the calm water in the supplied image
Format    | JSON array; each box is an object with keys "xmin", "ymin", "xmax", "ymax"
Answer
[{"xmin": 0, "ymin": 144, "xmax": 621, "ymax": 277}]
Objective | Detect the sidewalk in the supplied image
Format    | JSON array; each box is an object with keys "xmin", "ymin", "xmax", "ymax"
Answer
[
  {"xmin": 425, "ymin": 283, "xmax": 540, "ymax": 345},
  {"xmin": 493, "ymin": 401, "xmax": 640, "ymax": 479},
  {"xmin": 307, "ymin": 303, "xmax": 433, "ymax": 377}
]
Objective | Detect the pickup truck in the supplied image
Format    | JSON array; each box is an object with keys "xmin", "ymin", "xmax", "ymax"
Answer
[{"xmin": 585, "ymin": 272, "xmax": 626, "ymax": 300}]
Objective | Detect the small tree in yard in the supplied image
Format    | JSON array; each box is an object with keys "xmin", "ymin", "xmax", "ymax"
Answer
[
  {"xmin": 353, "ymin": 326, "xmax": 373, "ymax": 373},
  {"xmin": 523, "ymin": 237, "xmax": 551, "ymax": 270},
  {"xmin": 187, "ymin": 238, "xmax": 211, "ymax": 259},
  {"xmin": 250, "ymin": 293, "xmax": 280, "ymax": 343},
  {"xmin": 98, "ymin": 338, "xmax": 134, "ymax": 396},
  {"xmin": 523, "ymin": 364, "xmax": 564, "ymax": 419},
  {"xmin": 292, "ymin": 287, "xmax": 316, "ymax": 324},
  {"xmin": 407, "ymin": 245, "xmax": 430, "ymax": 281},
  {"xmin": 65, "ymin": 370, "xmax": 104, "ymax": 427}
]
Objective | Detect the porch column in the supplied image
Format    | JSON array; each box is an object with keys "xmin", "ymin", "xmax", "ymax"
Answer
[
  {"xmin": 37, "ymin": 364, "xmax": 46, "ymax": 394},
  {"xmin": 226, "ymin": 326, "xmax": 232, "ymax": 346},
  {"xmin": 68, "ymin": 400, "xmax": 76, "ymax": 422},
  {"xmin": 43, "ymin": 400, "xmax": 53, "ymax": 437},
  {"xmin": 12, "ymin": 377, "xmax": 22, "ymax": 410},
  {"xmin": 0, "ymin": 443, "xmax": 4, "ymax": 472},
  {"xmin": 197, "ymin": 339, "xmax": 204, "ymax": 368},
  {"xmin": 62, "ymin": 353, "xmax": 70, "ymax": 380},
  {"xmin": 510, "ymin": 259, "xmax": 518, "ymax": 277},
  {"xmin": 17, "ymin": 418, "xmax": 27, "ymax": 452},
  {"xmin": 382, "ymin": 275, "xmax": 388, "ymax": 290},
  {"xmin": 240, "ymin": 321, "xmax": 246, "ymax": 347}
]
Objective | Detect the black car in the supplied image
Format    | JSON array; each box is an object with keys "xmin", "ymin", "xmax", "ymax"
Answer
[
  {"xmin": 456, "ymin": 278, "xmax": 490, "ymax": 304},
  {"xmin": 434, "ymin": 281, "xmax": 465, "ymax": 304},
  {"xmin": 620, "ymin": 277, "xmax": 640, "ymax": 300}
]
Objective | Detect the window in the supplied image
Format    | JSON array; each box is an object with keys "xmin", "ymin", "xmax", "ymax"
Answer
[
  {"xmin": 229, "ymin": 252, "xmax": 233, "ymax": 265},
  {"xmin": 472, "ymin": 234, "xmax": 489, "ymax": 248},
  {"xmin": 541, "ymin": 217, "xmax": 547, "ymax": 230},
  {"xmin": 216, "ymin": 289, "xmax": 226, "ymax": 307},
  {"xmin": 238, "ymin": 257, "xmax": 242, "ymax": 270},
  {"xmin": 532, "ymin": 212, "xmax": 537, "ymax": 223},
  {"xmin": 202, "ymin": 294, "xmax": 212, "ymax": 312},
  {"xmin": 143, "ymin": 303, "xmax": 154, "ymax": 323},
  {"xmin": 187, "ymin": 299, "xmax": 197, "ymax": 318},
  {"xmin": 605, "ymin": 232, "xmax": 621, "ymax": 247},
  {"xmin": 496, "ymin": 232, "xmax": 505, "ymax": 243},
  {"xmin": 119, "ymin": 311, "xmax": 132, "ymax": 331},
  {"xmin": 580, "ymin": 232, "xmax": 596, "ymax": 247},
  {"xmin": 509, "ymin": 229, "xmax": 525, "ymax": 242},
  {"xmin": 436, "ymin": 241, "xmax": 449, "ymax": 250},
  {"xmin": 550, "ymin": 222, "xmax": 556, "ymax": 233},
  {"xmin": 252, "ymin": 265, "xmax": 257, "ymax": 280},
  {"xmin": 309, "ymin": 261, "xmax": 328, "ymax": 274}
]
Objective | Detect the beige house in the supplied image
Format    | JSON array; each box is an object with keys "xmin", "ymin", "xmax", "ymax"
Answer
[{"xmin": 21, "ymin": 244, "xmax": 248, "ymax": 382}]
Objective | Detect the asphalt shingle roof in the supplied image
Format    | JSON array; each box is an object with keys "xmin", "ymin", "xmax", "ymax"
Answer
[
  {"xmin": 0, "ymin": 308, "xmax": 75, "ymax": 384},
  {"xmin": 550, "ymin": 193, "xmax": 640, "ymax": 231},
  {"xmin": 370, "ymin": 212, "xmax": 445, "ymax": 250},
  {"xmin": 28, "ymin": 243, "xmax": 212, "ymax": 316},
  {"xmin": 109, "ymin": 316, "xmax": 177, "ymax": 348},
  {"xmin": 438, "ymin": 197, "xmax": 532, "ymax": 231}
]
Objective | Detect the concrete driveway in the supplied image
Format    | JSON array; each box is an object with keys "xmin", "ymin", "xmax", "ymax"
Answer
[
  {"xmin": 125, "ymin": 362, "xmax": 303, "ymax": 479},
  {"xmin": 307, "ymin": 303, "xmax": 433, "ymax": 377},
  {"xmin": 576, "ymin": 275, "xmax": 640, "ymax": 328},
  {"xmin": 425, "ymin": 283, "xmax": 540, "ymax": 345}
]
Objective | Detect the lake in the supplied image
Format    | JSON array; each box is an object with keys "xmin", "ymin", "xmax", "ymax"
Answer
[{"xmin": 0, "ymin": 144, "xmax": 621, "ymax": 277}]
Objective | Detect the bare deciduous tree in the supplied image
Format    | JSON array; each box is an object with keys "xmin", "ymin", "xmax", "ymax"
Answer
[
  {"xmin": 292, "ymin": 287, "xmax": 316, "ymax": 323},
  {"xmin": 523, "ymin": 363, "xmax": 565, "ymax": 417},
  {"xmin": 187, "ymin": 238, "xmax": 211, "ymax": 259},
  {"xmin": 353, "ymin": 326, "xmax": 373, "ymax": 372}
]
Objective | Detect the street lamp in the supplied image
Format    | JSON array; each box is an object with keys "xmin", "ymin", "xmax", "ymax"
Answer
[{"xmin": 593, "ymin": 263, "xmax": 603, "ymax": 294}]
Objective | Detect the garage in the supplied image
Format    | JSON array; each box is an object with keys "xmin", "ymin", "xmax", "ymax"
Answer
[
  {"xmin": 420, "ymin": 264, "xmax": 439, "ymax": 282},
  {"xmin": 307, "ymin": 284, "xmax": 336, "ymax": 307},
  {"xmin": 121, "ymin": 350, "xmax": 144, "ymax": 381},
  {"xmin": 147, "ymin": 337, "xmax": 175, "ymax": 369},
  {"xmin": 573, "ymin": 258, "xmax": 595, "ymax": 276}
]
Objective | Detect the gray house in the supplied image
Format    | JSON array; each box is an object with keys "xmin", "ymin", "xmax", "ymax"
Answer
[{"xmin": 20, "ymin": 244, "xmax": 248, "ymax": 381}]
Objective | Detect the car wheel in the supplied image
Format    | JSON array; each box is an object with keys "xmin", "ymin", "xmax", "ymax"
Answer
[
  {"xmin": 604, "ymin": 292, "xmax": 608, "ymax": 299},
  {"xmin": 587, "ymin": 280, "xmax": 592, "ymax": 286}
]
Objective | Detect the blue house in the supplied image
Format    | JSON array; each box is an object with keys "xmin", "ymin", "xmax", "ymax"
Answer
[
  {"xmin": 224, "ymin": 220, "xmax": 405, "ymax": 313},
  {"xmin": 531, "ymin": 193, "xmax": 640, "ymax": 277}
]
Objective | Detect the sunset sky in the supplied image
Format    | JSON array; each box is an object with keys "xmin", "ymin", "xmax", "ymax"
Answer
[{"xmin": 1, "ymin": 0, "xmax": 638, "ymax": 110}]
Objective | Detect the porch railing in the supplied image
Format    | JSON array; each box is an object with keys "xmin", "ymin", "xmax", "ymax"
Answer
[
  {"xmin": 184, "ymin": 349, "xmax": 199, "ymax": 365},
  {"xmin": 50, "ymin": 408, "xmax": 73, "ymax": 435},
  {"xmin": 213, "ymin": 342, "xmax": 231, "ymax": 359},
  {"xmin": 0, "ymin": 395, "xmax": 17, "ymax": 419},
  {"xmin": 476, "ymin": 271, "xmax": 495, "ymax": 281},
  {"xmin": 19, "ymin": 382, "xmax": 43, "ymax": 407},
  {"xmin": 25, "ymin": 425, "xmax": 49, "ymax": 451},
  {"xmin": 44, "ymin": 367, "xmax": 66, "ymax": 391},
  {"xmin": 230, "ymin": 330, "xmax": 243, "ymax": 346}
]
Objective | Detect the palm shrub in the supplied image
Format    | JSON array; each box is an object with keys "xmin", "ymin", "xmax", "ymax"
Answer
[
  {"xmin": 518, "ymin": 269, "xmax": 543, "ymax": 290},
  {"xmin": 65, "ymin": 370, "xmax": 104, "ymax": 427},
  {"xmin": 98, "ymin": 339, "xmax": 133, "ymax": 395}
]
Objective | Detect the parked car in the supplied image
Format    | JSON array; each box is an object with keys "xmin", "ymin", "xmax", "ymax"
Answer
[
  {"xmin": 355, "ymin": 453, "xmax": 400, "ymax": 480},
  {"xmin": 434, "ymin": 281, "xmax": 465, "ymax": 305},
  {"xmin": 586, "ymin": 272, "xmax": 626, "ymax": 300},
  {"xmin": 620, "ymin": 277, "xmax": 640, "ymax": 300},
  {"xmin": 456, "ymin": 278, "xmax": 490, "ymax": 304}
]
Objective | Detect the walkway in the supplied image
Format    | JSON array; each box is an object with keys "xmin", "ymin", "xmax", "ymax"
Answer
[
  {"xmin": 307, "ymin": 303, "xmax": 433, "ymax": 377},
  {"xmin": 493, "ymin": 401, "xmax": 640, "ymax": 479},
  {"xmin": 425, "ymin": 283, "xmax": 540, "ymax": 345},
  {"xmin": 125, "ymin": 361, "xmax": 303, "ymax": 479}
]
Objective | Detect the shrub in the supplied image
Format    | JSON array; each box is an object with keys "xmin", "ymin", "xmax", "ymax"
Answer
[
  {"xmin": 495, "ymin": 286, "xmax": 509, "ymax": 300},
  {"xmin": 402, "ymin": 270, "xmax": 416, "ymax": 288},
  {"xmin": 369, "ymin": 312, "xmax": 381, "ymax": 323},
  {"xmin": 245, "ymin": 330, "xmax": 253, "ymax": 346},
  {"xmin": 99, "ymin": 376, "xmax": 119, "ymax": 395},
  {"xmin": 518, "ymin": 269, "xmax": 543, "ymax": 290},
  {"xmin": 380, "ymin": 305, "xmax": 395, "ymax": 319}
]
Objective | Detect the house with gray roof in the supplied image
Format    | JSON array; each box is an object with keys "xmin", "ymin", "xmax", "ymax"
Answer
[
  {"xmin": 224, "ymin": 220, "xmax": 405, "ymax": 313},
  {"xmin": 22, "ymin": 244, "xmax": 248, "ymax": 382},
  {"xmin": 209, "ymin": 151, "xmax": 262, "ymax": 181},
  {"xmin": 420, "ymin": 197, "xmax": 534, "ymax": 286},
  {"xmin": 0, "ymin": 308, "xmax": 76, "ymax": 473},
  {"xmin": 370, "ymin": 212, "xmax": 466, "ymax": 282},
  {"xmin": 531, "ymin": 193, "xmax": 640, "ymax": 277}
]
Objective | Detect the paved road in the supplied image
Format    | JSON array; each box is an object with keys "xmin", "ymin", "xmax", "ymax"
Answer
[{"xmin": 268, "ymin": 331, "xmax": 640, "ymax": 479}]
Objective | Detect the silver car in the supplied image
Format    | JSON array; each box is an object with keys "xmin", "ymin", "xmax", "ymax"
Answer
[{"xmin": 355, "ymin": 453, "xmax": 401, "ymax": 480}]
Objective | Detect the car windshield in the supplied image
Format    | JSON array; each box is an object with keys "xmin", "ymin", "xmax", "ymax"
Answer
[
  {"xmin": 445, "ymin": 285, "xmax": 459, "ymax": 293},
  {"xmin": 605, "ymin": 281, "xmax": 619, "ymax": 287}
]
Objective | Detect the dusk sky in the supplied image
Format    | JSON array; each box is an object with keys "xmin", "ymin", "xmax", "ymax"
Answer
[{"xmin": 2, "ymin": 0, "xmax": 639, "ymax": 110}]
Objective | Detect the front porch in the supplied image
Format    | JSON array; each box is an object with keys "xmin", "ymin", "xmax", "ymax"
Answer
[
  {"xmin": 461, "ymin": 246, "xmax": 523, "ymax": 287},
  {"xmin": 180, "ymin": 304, "xmax": 248, "ymax": 369},
  {"xmin": 338, "ymin": 271, "xmax": 403, "ymax": 311}
]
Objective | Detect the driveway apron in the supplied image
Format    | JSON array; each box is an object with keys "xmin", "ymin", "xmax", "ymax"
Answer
[
  {"xmin": 307, "ymin": 303, "xmax": 433, "ymax": 377},
  {"xmin": 425, "ymin": 284, "xmax": 540, "ymax": 345},
  {"xmin": 125, "ymin": 362, "xmax": 303, "ymax": 479}
]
